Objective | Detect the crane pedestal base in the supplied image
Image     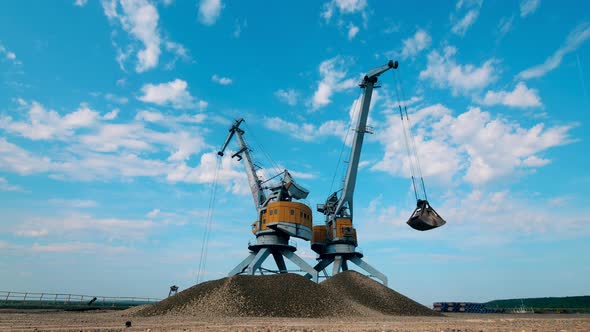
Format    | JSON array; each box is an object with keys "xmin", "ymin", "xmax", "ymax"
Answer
[
  {"xmin": 307, "ymin": 247, "xmax": 388, "ymax": 286},
  {"xmin": 228, "ymin": 234, "xmax": 318, "ymax": 281}
]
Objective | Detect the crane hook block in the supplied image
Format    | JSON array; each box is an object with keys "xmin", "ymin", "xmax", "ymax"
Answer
[{"xmin": 406, "ymin": 199, "xmax": 446, "ymax": 231}]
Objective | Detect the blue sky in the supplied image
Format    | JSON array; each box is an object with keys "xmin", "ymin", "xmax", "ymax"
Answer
[{"xmin": 0, "ymin": 0, "xmax": 589, "ymax": 305}]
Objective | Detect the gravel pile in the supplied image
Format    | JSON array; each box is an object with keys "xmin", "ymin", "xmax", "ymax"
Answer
[
  {"xmin": 136, "ymin": 271, "xmax": 440, "ymax": 318},
  {"xmin": 136, "ymin": 273, "xmax": 353, "ymax": 318},
  {"xmin": 322, "ymin": 270, "xmax": 442, "ymax": 317}
]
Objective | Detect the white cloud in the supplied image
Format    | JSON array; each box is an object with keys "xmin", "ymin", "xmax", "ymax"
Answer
[
  {"xmin": 450, "ymin": 0, "xmax": 482, "ymax": 36},
  {"xmin": 147, "ymin": 208, "xmax": 160, "ymax": 218},
  {"xmin": 30, "ymin": 242, "xmax": 133, "ymax": 254},
  {"xmin": 0, "ymin": 139, "xmax": 54, "ymax": 175},
  {"xmin": 0, "ymin": 102, "xmax": 99, "ymax": 140},
  {"xmin": 0, "ymin": 103, "xmax": 209, "ymax": 182},
  {"xmin": 498, "ymin": 16, "xmax": 514, "ymax": 38},
  {"xmin": 211, "ymin": 74, "xmax": 233, "ymax": 85},
  {"xmin": 419, "ymin": 46, "xmax": 498, "ymax": 96},
  {"xmin": 312, "ymin": 56, "xmax": 357, "ymax": 110},
  {"xmin": 400, "ymin": 29, "xmax": 432, "ymax": 59},
  {"xmin": 482, "ymin": 82, "xmax": 542, "ymax": 108},
  {"xmin": 0, "ymin": 43, "xmax": 20, "ymax": 65},
  {"xmin": 102, "ymin": 0, "xmax": 162, "ymax": 73},
  {"xmin": 373, "ymin": 104, "xmax": 573, "ymax": 185},
  {"xmin": 518, "ymin": 22, "xmax": 590, "ymax": 80},
  {"xmin": 452, "ymin": 9, "xmax": 479, "ymax": 36},
  {"xmin": 166, "ymin": 151, "xmax": 247, "ymax": 194},
  {"xmin": 233, "ymin": 19, "xmax": 247, "ymax": 38},
  {"xmin": 522, "ymin": 155, "xmax": 550, "ymax": 167},
  {"xmin": 198, "ymin": 0, "xmax": 222, "ymax": 26},
  {"xmin": 16, "ymin": 230, "xmax": 49, "ymax": 237},
  {"xmin": 357, "ymin": 188, "xmax": 590, "ymax": 245},
  {"xmin": 74, "ymin": 0, "xmax": 88, "ymax": 6},
  {"xmin": 274, "ymin": 89, "xmax": 299, "ymax": 106},
  {"xmin": 347, "ymin": 23, "xmax": 360, "ymax": 40},
  {"xmin": 105, "ymin": 93, "xmax": 129, "ymax": 104},
  {"xmin": 103, "ymin": 108, "xmax": 120, "ymax": 120},
  {"xmin": 321, "ymin": 0, "xmax": 367, "ymax": 22},
  {"xmin": 520, "ymin": 0, "xmax": 540, "ymax": 17},
  {"xmin": 138, "ymin": 79, "xmax": 200, "ymax": 109},
  {"xmin": 165, "ymin": 41, "xmax": 189, "ymax": 60},
  {"xmin": 0, "ymin": 177, "xmax": 24, "ymax": 192},
  {"xmin": 48, "ymin": 199, "xmax": 98, "ymax": 208},
  {"xmin": 263, "ymin": 117, "xmax": 348, "ymax": 143},
  {"xmin": 15, "ymin": 213, "xmax": 156, "ymax": 240}
]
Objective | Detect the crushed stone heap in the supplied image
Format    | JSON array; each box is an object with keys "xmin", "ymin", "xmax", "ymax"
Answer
[
  {"xmin": 322, "ymin": 270, "xmax": 440, "ymax": 317},
  {"xmin": 136, "ymin": 271, "xmax": 441, "ymax": 318}
]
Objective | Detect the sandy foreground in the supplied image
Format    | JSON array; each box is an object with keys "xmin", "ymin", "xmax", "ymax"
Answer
[{"xmin": 0, "ymin": 310, "xmax": 589, "ymax": 332}]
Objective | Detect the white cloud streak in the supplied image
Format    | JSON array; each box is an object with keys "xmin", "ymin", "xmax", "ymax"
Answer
[
  {"xmin": 0, "ymin": 177, "xmax": 24, "ymax": 192},
  {"xmin": 518, "ymin": 22, "xmax": 590, "ymax": 80},
  {"xmin": 520, "ymin": 0, "xmax": 540, "ymax": 18},
  {"xmin": 211, "ymin": 74, "xmax": 233, "ymax": 85}
]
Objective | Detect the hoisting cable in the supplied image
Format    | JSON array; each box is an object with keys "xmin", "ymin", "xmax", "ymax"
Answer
[
  {"xmin": 392, "ymin": 70, "xmax": 421, "ymax": 201},
  {"xmin": 396, "ymin": 70, "xmax": 428, "ymax": 201},
  {"xmin": 195, "ymin": 155, "xmax": 221, "ymax": 284},
  {"xmin": 243, "ymin": 121, "xmax": 283, "ymax": 180},
  {"xmin": 328, "ymin": 91, "xmax": 363, "ymax": 196}
]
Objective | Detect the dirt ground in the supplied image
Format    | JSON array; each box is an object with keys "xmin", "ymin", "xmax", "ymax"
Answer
[{"xmin": 1, "ymin": 310, "xmax": 589, "ymax": 332}]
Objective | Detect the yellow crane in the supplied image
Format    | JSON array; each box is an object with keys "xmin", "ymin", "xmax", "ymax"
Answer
[{"xmin": 218, "ymin": 119, "xmax": 318, "ymax": 280}]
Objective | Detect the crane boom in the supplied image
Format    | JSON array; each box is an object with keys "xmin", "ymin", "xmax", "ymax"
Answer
[
  {"xmin": 334, "ymin": 60, "xmax": 398, "ymax": 218},
  {"xmin": 218, "ymin": 119, "xmax": 266, "ymax": 208}
]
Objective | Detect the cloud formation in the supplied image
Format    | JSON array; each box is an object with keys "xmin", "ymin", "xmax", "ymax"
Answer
[
  {"xmin": 138, "ymin": 79, "xmax": 201, "ymax": 109},
  {"xmin": 373, "ymin": 104, "xmax": 573, "ymax": 185},
  {"xmin": 419, "ymin": 46, "xmax": 498, "ymax": 96},
  {"xmin": 198, "ymin": 0, "xmax": 222, "ymax": 26},
  {"xmin": 312, "ymin": 56, "xmax": 357, "ymax": 110},
  {"xmin": 211, "ymin": 74, "xmax": 233, "ymax": 85},
  {"xmin": 400, "ymin": 29, "xmax": 432, "ymax": 59},
  {"xmin": 482, "ymin": 82, "xmax": 542, "ymax": 108},
  {"xmin": 520, "ymin": 0, "xmax": 540, "ymax": 18},
  {"xmin": 518, "ymin": 22, "xmax": 590, "ymax": 80}
]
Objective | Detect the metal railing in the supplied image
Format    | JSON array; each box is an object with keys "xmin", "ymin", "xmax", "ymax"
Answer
[{"xmin": 0, "ymin": 291, "xmax": 161, "ymax": 309}]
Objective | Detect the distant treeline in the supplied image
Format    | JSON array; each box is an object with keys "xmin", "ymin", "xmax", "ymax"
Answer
[{"xmin": 486, "ymin": 296, "xmax": 590, "ymax": 310}]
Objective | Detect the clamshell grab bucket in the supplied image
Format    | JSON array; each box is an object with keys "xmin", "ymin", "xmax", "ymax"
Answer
[{"xmin": 407, "ymin": 199, "xmax": 446, "ymax": 231}]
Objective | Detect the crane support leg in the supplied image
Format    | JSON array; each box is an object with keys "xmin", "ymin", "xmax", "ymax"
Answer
[
  {"xmin": 282, "ymin": 249, "xmax": 318, "ymax": 282},
  {"xmin": 332, "ymin": 256, "xmax": 344, "ymax": 275},
  {"xmin": 272, "ymin": 251, "xmax": 287, "ymax": 273},
  {"xmin": 246, "ymin": 248, "xmax": 271, "ymax": 274},
  {"xmin": 228, "ymin": 252, "xmax": 256, "ymax": 276},
  {"xmin": 349, "ymin": 256, "xmax": 388, "ymax": 287},
  {"xmin": 341, "ymin": 259, "xmax": 349, "ymax": 271},
  {"xmin": 305, "ymin": 257, "xmax": 334, "ymax": 280}
]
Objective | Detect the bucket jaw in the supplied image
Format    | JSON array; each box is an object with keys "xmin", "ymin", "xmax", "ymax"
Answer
[{"xmin": 407, "ymin": 199, "xmax": 446, "ymax": 231}]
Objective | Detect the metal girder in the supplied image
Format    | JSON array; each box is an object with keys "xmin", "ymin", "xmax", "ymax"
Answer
[
  {"xmin": 332, "ymin": 255, "xmax": 343, "ymax": 276},
  {"xmin": 228, "ymin": 252, "xmax": 256, "ymax": 276},
  {"xmin": 246, "ymin": 247, "xmax": 271, "ymax": 274},
  {"xmin": 304, "ymin": 257, "xmax": 334, "ymax": 280},
  {"xmin": 272, "ymin": 251, "xmax": 287, "ymax": 273},
  {"xmin": 349, "ymin": 256, "xmax": 388, "ymax": 286},
  {"xmin": 282, "ymin": 250, "xmax": 318, "ymax": 282}
]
